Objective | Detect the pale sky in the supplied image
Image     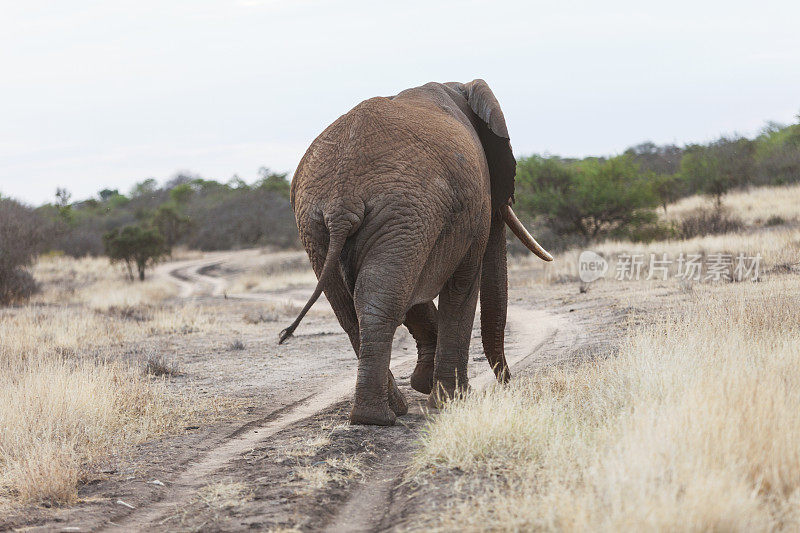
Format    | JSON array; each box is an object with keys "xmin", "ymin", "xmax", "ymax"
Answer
[{"xmin": 1, "ymin": 0, "xmax": 798, "ymax": 205}]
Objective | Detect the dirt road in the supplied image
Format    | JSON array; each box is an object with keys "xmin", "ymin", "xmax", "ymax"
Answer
[
  {"xmin": 18, "ymin": 251, "xmax": 596, "ymax": 532},
  {"xmin": 111, "ymin": 253, "xmax": 571, "ymax": 531}
]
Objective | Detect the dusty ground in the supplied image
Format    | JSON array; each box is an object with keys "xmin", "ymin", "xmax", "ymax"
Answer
[{"xmin": 4, "ymin": 249, "xmax": 649, "ymax": 532}]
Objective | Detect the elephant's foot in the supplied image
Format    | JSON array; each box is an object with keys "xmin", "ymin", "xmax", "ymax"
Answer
[
  {"xmin": 410, "ymin": 362, "xmax": 434, "ymax": 394},
  {"xmin": 388, "ymin": 384, "xmax": 408, "ymax": 416},
  {"xmin": 386, "ymin": 371, "xmax": 408, "ymax": 416},
  {"xmin": 350, "ymin": 403, "xmax": 396, "ymax": 426},
  {"xmin": 425, "ymin": 380, "xmax": 470, "ymax": 409}
]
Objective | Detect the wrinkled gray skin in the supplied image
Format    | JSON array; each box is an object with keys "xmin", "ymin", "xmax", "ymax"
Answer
[{"xmin": 279, "ymin": 80, "xmax": 551, "ymax": 426}]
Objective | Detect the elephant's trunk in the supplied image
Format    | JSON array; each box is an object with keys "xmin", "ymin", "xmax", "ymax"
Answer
[
  {"xmin": 502, "ymin": 205, "xmax": 553, "ymax": 262},
  {"xmin": 480, "ymin": 210, "xmax": 511, "ymax": 383}
]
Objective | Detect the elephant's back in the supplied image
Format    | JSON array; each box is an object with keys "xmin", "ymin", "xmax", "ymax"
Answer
[
  {"xmin": 292, "ymin": 93, "xmax": 488, "ymax": 213},
  {"xmin": 291, "ymin": 89, "xmax": 492, "ymax": 293}
]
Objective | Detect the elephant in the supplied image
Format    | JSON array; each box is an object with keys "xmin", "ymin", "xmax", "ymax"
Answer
[{"xmin": 279, "ymin": 79, "xmax": 552, "ymax": 426}]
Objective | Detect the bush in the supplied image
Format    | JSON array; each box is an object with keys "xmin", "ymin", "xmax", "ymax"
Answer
[
  {"xmin": 0, "ymin": 198, "xmax": 42, "ymax": 304},
  {"xmin": 183, "ymin": 184, "xmax": 297, "ymax": 250},
  {"xmin": 651, "ymin": 173, "xmax": 685, "ymax": 213},
  {"xmin": 765, "ymin": 215, "xmax": 786, "ymax": 227},
  {"xmin": 103, "ymin": 225, "xmax": 167, "ymax": 281},
  {"xmin": 152, "ymin": 204, "xmax": 190, "ymax": 252},
  {"xmin": 624, "ymin": 141, "xmax": 684, "ymax": 175},
  {"xmin": 625, "ymin": 221, "xmax": 678, "ymax": 243},
  {"xmin": 680, "ymin": 137, "xmax": 754, "ymax": 208},
  {"xmin": 753, "ymin": 122, "xmax": 800, "ymax": 186},
  {"xmin": 0, "ymin": 268, "xmax": 37, "ymax": 305},
  {"xmin": 36, "ymin": 172, "xmax": 300, "ymax": 256},
  {"xmin": 515, "ymin": 155, "xmax": 658, "ymax": 244},
  {"xmin": 678, "ymin": 207, "xmax": 744, "ymax": 239}
]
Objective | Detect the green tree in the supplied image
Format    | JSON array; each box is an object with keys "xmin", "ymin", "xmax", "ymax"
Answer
[
  {"xmin": 651, "ymin": 173, "xmax": 684, "ymax": 213},
  {"xmin": 55, "ymin": 187, "xmax": 73, "ymax": 222},
  {"xmin": 152, "ymin": 204, "xmax": 190, "ymax": 252},
  {"xmin": 679, "ymin": 137, "xmax": 753, "ymax": 209},
  {"xmin": 227, "ymin": 175, "xmax": 249, "ymax": 190},
  {"xmin": 0, "ymin": 198, "xmax": 42, "ymax": 304},
  {"xmin": 255, "ymin": 167, "xmax": 290, "ymax": 198},
  {"xmin": 169, "ymin": 183, "xmax": 194, "ymax": 205},
  {"xmin": 515, "ymin": 155, "xmax": 658, "ymax": 243},
  {"xmin": 130, "ymin": 178, "xmax": 158, "ymax": 199},
  {"xmin": 753, "ymin": 120, "xmax": 800, "ymax": 185},
  {"xmin": 103, "ymin": 225, "xmax": 166, "ymax": 281},
  {"xmin": 108, "ymin": 193, "xmax": 130, "ymax": 209},
  {"xmin": 98, "ymin": 188, "xmax": 119, "ymax": 201}
]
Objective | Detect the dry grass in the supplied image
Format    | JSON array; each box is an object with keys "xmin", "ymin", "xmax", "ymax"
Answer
[
  {"xmin": 196, "ymin": 481, "xmax": 251, "ymax": 511},
  {"xmin": 415, "ymin": 275, "xmax": 800, "ymax": 531},
  {"xmin": 295, "ymin": 455, "xmax": 364, "ymax": 492},
  {"xmin": 0, "ymin": 358, "xmax": 195, "ymax": 506},
  {"xmin": 32, "ymin": 254, "xmax": 178, "ymax": 309},
  {"xmin": 228, "ymin": 250, "xmax": 316, "ymax": 293},
  {"xmin": 593, "ymin": 227, "xmax": 800, "ymax": 267},
  {"xmin": 284, "ymin": 434, "xmax": 332, "ymax": 458},
  {"xmin": 512, "ymin": 223, "xmax": 800, "ymax": 286},
  {"xmin": 79, "ymin": 278, "xmax": 177, "ymax": 311},
  {"xmin": 242, "ymin": 300, "xmax": 303, "ymax": 324},
  {"xmin": 230, "ymin": 269, "xmax": 317, "ymax": 293},
  {"xmin": 663, "ymin": 183, "xmax": 800, "ymax": 226},
  {"xmin": 424, "ymin": 184, "xmax": 800, "ymax": 529},
  {"xmin": 512, "ymin": 183, "xmax": 800, "ymax": 286},
  {"xmin": 282, "ymin": 425, "xmax": 364, "ymax": 494},
  {"xmin": 0, "ymin": 255, "xmax": 213, "ymax": 508}
]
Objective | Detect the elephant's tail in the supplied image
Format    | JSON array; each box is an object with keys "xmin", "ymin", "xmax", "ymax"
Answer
[{"xmin": 278, "ymin": 223, "xmax": 350, "ymax": 345}]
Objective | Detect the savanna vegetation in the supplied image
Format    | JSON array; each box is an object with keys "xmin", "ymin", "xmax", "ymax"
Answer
[
  {"xmin": 407, "ymin": 118, "xmax": 800, "ymax": 531},
  {"xmin": 0, "ymin": 257, "xmax": 202, "ymax": 506},
  {"xmin": 0, "ymin": 198, "xmax": 42, "ymax": 304},
  {"xmin": 415, "ymin": 275, "xmax": 800, "ymax": 531},
  {"xmin": 411, "ymin": 163, "xmax": 800, "ymax": 531},
  {"xmin": 34, "ymin": 167, "xmax": 297, "ymax": 259},
  {"xmin": 0, "ymin": 112, "xmax": 798, "ymax": 526},
  {"xmin": 2, "ymin": 115, "xmax": 799, "ymax": 302},
  {"xmin": 514, "ymin": 116, "xmax": 800, "ymax": 250}
]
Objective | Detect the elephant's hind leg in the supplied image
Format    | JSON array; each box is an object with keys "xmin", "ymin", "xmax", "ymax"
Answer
[
  {"xmin": 350, "ymin": 312, "xmax": 398, "ymax": 425},
  {"xmin": 306, "ymin": 242, "xmax": 408, "ymax": 417},
  {"xmin": 350, "ymin": 264, "xmax": 418, "ymax": 426},
  {"xmin": 326, "ymin": 275, "xmax": 408, "ymax": 417},
  {"xmin": 428, "ymin": 254, "xmax": 481, "ymax": 408},
  {"xmin": 405, "ymin": 301, "xmax": 439, "ymax": 394}
]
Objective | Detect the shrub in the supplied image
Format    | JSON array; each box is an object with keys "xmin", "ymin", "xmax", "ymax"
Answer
[
  {"xmin": 103, "ymin": 225, "xmax": 167, "ymax": 281},
  {"xmin": 625, "ymin": 221, "xmax": 678, "ymax": 243},
  {"xmin": 678, "ymin": 207, "xmax": 744, "ymax": 239},
  {"xmin": 515, "ymin": 155, "xmax": 658, "ymax": 244},
  {"xmin": 753, "ymin": 121, "xmax": 800, "ymax": 186},
  {"xmin": 183, "ymin": 184, "xmax": 297, "ymax": 250},
  {"xmin": 651, "ymin": 173, "xmax": 685, "ymax": 213},
  {"xmin": 765, "ymin": 215, "xmax": 786, "ymax": 227},
  {"xmin": 0, "ymin": 198, "xmax": 42, "ymax": 304},
  {"xmin": 680, "ymin": 137, "xmax": 755, "ymax": 208},
  {"xmin": 152, "ymin": 204, "xmax": 190, "ymax": 252}
]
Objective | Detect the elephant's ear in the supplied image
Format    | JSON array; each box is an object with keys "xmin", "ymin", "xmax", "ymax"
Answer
[{"xmin": 448, "ymin": 79, "xmax": 517, "ymax": 211}]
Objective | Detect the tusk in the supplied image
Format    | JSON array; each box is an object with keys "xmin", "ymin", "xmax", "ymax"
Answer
[{"xmin": 501, "ymin": 205, "xmax": 553, "ymax": 262}]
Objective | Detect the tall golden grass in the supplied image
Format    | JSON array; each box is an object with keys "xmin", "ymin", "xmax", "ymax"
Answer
[
  {"xmin": 415, "ymin": 275, "xmax": 800, "ymax": 531},
  {"xmin": 510, "ymin": 183, "xmax": 800, "ymax": 286},
  {"xmin": 511, "ymin": 219, "xmax": 800, "ymax": 286},
  {"xmin": 0, "ymin": 256, "xmax": 206, "ymax": 507},
  {"xmin": 662, "ymin": 182, "xmax": 800, "ymax": 226},
  {"xmin": 227, "ymin": 250, "xmax": 316, "ymax": 293}
]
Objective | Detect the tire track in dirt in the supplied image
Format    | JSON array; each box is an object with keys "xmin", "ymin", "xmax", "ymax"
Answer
[
  {"xmin": 323, "ymin": 305, "xmax": 573, "ymax": 533},
  {"xmin": 108, "ymin": 254, "xmax": 573, "ymax": 532},
  {"xmin": 106, "ymin": 257, "xmax": 420, "ymax": 531}
]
